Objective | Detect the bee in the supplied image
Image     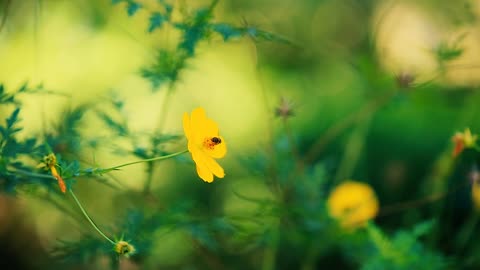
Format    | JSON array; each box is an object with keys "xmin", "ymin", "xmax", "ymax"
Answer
[
  {"xmin": 211, "ymin": 137, "xmax": 222, "ymax": 144},
  {"xmin": 204, "ymin": 137, "xmax": 222, "ymax": 149}
]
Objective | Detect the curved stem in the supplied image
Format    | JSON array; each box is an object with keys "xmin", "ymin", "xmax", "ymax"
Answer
[
  {"xmin": 378, "ymin": 181, "xmax": 469, "ymax": 217},
  {"xmin": 100, "ymin": 149, "xmax": 188, "ymax": 173},
  {"xmin": 69, "ymin": 189, "xmax": 115, "ymax": 245}
]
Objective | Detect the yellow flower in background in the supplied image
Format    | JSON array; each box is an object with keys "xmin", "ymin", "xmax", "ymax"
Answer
[
  {"xmin": 472, "ymin": 181, "xmax": 480, "ymax": 211},
  {"xmin": 183, "ymin": 107, "xmax": 227, "ymax": 183},
  {"xmin": 37, "ymin": 153, "xmax": 66, "ymax": 193},
  {"xmin": 327, "ymin": 181, "xmax": 379, "ymax": 228},
  {"xmin": 471, "ymin": 168, "xmax": 480, "ymax": 211},
  {"xmin": 114, "ymin": 240, "xmax": 136, "ymax": 257},
  {"xmin": 452, "ymin": 128, "xmax": 478, "ymax": 158}
]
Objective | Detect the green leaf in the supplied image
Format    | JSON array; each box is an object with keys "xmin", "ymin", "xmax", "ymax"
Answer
[
  {"xmin": 6, "ymin": 108, "xmax": 20, "ymax": 129},
  {"xmin": 17, "ymin": 82, "xmax": 28, "ymax": 93},
  {"xmin": 141, "ymin": 49, "xmax": 187, "ymax": 90},
  {"xmin": 97, "ymin": 111, "xmax": 128, "ymax": 136},
  {"xmin": 148, "ymin": 12, "xmax": 166, "ymax": 33},
  {"xmin": 126, "ymin": 1, "xmax": 141, "ymax": 16},
  {"xmin": 211, "ymin": 23, "xmax": 243, "ymax": 41},
  {"xmin": 174, "ymin": 2, "xmax": 217, "ymax": 55}
]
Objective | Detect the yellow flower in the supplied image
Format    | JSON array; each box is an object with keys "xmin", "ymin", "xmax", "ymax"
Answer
[
  {"xmin": 471, "ymin": 168, "xmax": 480, "ymax": 211},
  {"xmin": 327, "ymin": 181, "xmax": 379, "ymax": 229},
  {"xmin": 114, "ymin": 240, "xmax": 136, "ymax": 257},
  {"xmin": 183, "ymin": 107, "xmax": 227, "ymax": 183},
  {"xmin": 452, "ymin": 128, "xmax": 478, "ymax": 157},
  {"xmin": 472, "ymin": 181, "xmax": 480, "ymax": 211},
  {"xmin": 37, "ymin": 153, "xmax": 66, "ymax": 193}
]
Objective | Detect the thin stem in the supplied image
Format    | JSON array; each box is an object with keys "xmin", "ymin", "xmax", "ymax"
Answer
[
  {"xmin": 100, "ymin": 150, "xmax": 188, "ymax": 173},
  {"xmin": 34, "ymin": 0, "xmax": 42, "ymax": 82},
  {"xmin": 456, "ymin": 212, "xmax": 479, "ymax": 253},
  {"xmin": 69, "ymin": 189, "xmax": 115, "ymax": 245},
  {"xmin": 8, "ymin": 168, "xmax": 55, "ymax": 179},
  {"xmin": 262, "ymin": 226, "xmax": 279, "ymax": 270},
  {"xmin": 156, "ymin": 85, "xmax": 174, "ymax": 132},
  {"xmin": 378, "ymin": 181, "xmax": 469, "ymax": 217},
  {"xmin": 333, "ymin": 114, "xmax": 372, "ymax": 184},
  {"xmin": 143, "ymin": 161, "xmax": 154, "ymax": 194},
  {"xmin": 110, "ymin": 253, "xmax": 120, "ymax": 270},
  {"xmin": 0, "ymin": 0, "xmax": 11, "ymax": 33},
  {"xmin": 304, "ymin": 89, "xmax": 397, "ymax": 163},
  {"xmin": 209, "ymin": 0, "xmax": 220, "ymax": 10}
]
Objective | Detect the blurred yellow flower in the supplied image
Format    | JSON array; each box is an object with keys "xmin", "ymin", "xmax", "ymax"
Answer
[
  {"xmin": 327, "ymin": 181, "xmax": 379, "ymax": 228},
  {"xmin": 183, "ymin": 107, "xmax": 226, "ymax": 183},
  {"xmin": 471, "ymin": 167, "xmax": 480, "ymax": 211},
  {"xmin": 114, "ymin": 240, "xmax": 136, "ymax": 257},
  {"xmin": 37, "ymin": 153, "xmax": 66, "ymax": 193},
  {"xmin": 452, "ymin": 128, "xmax": 477, "ymax": 158},
  {"xmin": 472, "ymin": 181, "xmax": 480, "ymax": 211}
]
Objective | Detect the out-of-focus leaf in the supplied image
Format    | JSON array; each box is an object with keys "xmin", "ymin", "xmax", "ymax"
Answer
[
  {"xmin": 211, "ymin": 23, "xmax": 243, "ymax": 41},
  {"xmin": 6, "ymin": 108, "xmax": 20, "ymax": 129},
  {"xmin": 96, "ymin": 111, "xmax": 128, "ymax": 136},
  {"xmin": 148, "ymin": 12, "xmax": 166, "ymax": 32},
  {"xmin": 127, "ymin": 1, "xmax": 141, "ymax": 16},
  {"xmin": 141, "ymin": 49, "xmax": 187, "ymax": 90}
]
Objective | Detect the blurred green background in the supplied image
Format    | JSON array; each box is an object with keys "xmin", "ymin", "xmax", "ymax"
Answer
[{"xmin": 2, "ymin": 0, "xmax": 480, "ymax": 269}]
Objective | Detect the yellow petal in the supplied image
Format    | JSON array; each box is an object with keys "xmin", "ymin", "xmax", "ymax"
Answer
[
  {"xmin": 191, "ymin": 107, "xmax": 206, "ymax": 133},
  {"xmin": 205, "ymin": 135, "xmax": 227, "ymax": 159},
  {"xmin": 192, "ymin": 151, "xmax": 214, "ymax": 182},
  {"xmin": 201, "ymin": 152, "xmax": 225, "ymax": 178},
  {"xmin": 203, "ymin": 118, "xmax": 219, "ymax": 137},
  {"xmin": 196, "ymin": 163, "xmax": 214, "ymax": 183},
  {"xmin": 191, "ymin": 107, "xmax": 219, "ymax": 144},
  {"xmin": 183, "ymin": 112, "xmax": 192, "ymax": 140}
]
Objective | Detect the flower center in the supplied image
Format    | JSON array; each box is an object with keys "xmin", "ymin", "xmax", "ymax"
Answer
[
  {"xmin": 203, "ymin": 137, "xmax": 222, "ymax": 150},
  {"xmin": 44, "ymin": 153, "xmax": 57, "ymax": 167}
]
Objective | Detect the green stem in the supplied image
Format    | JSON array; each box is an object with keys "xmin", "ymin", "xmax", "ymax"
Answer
[
  {"xmin": 69, "ymin": 189, "xmax": 115, "ymax": 245},
  {"xmin": 304, "ymin": 89, "xmax": 397, "ymax": 163},
  {"xmin": 156, "ymin": 85, "xmax": 173, "ymax": 132},
  {"xmin": 110, "ymin": 253, "xmax": 120, "ymax": 270},
  {"xmin": 143, "ymin": 161, "xmax": 154, "ymax": 194},
  {"xmin": 262, "ymin": 225, "xmax": 279, "ymax": 270},
  {"xmin": 99, "ymin": 150, "xmax": 188, "ymax": 173},
  {"xmin": 8, "ymin": 168, "xmax": 55, "ymax": 179},
  {"xmin": 455, "ymin": 212, "xmax": 479, "ymax": 252},
  {"xmin": 333, "ymin": 114, "xmax": 372, "ymax": 184}
]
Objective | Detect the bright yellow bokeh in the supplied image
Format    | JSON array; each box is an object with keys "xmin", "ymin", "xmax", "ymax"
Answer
[
  {"xmin": 472, "ymin": 179, "xmax": 480, "ymax": 211},
  {"xmin": 327, "ymin": 180, "xmax": 379, "ymax": 229}
]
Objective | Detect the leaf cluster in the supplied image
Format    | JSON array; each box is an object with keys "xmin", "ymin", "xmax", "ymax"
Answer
[{"xmin": 113, "ymin": 0, "xmax": 292, "ymax": 90}]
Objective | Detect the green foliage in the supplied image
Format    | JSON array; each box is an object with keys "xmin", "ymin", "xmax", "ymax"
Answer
[
  {"xmin": 148, "ymin": 12, "xmax": 168, "ymax": 33},
  {"xmin": 435, "ymin": 34, "xmax": 466, "ymax": 64},
  {"xmin": 0, "ymin": 85, "xmax": 44, "ymax": 193},
  {"xmin": 140, "ymin": 49, "xmax": 188, "ymax": 89},
  {"xmin": 46, "ymin": 106, "xmax": 87, "ymax": 156},
  {"xmin": 0, "ymin": 83, "xmax": 44, "ymax": 105},
  {"xmin": 361, "ymin": 222, "xmax": 449, "ymax": 270},
  {"xmin": 52, "ymin": 237, "xmax": 111, "ymax": 264},
  {"xmin": 116, "ymin": 0, "xmax": 291, "ymax": 90},
  {"xmin": 3, "ymin": 1, "xmax": 480, "ymax": 269},
  {"xmin": 94, "ymin": 95, "xmax": 181, "ymax": 160}
]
